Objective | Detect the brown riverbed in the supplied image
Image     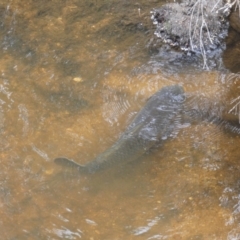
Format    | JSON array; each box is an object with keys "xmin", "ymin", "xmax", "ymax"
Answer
[{"xmin": 1, "ymin": 0, "xmax": 240, "ymax": 239}]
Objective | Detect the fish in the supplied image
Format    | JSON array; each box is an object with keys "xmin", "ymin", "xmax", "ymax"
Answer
[{"xmin": 54, "ymin": 85, "xmax": 185, "ymax": 173}]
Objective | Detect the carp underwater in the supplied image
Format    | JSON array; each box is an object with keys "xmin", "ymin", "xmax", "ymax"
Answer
[{"xmin": 54, "ymin": 85, "xmax": 185, "ymax": 173}]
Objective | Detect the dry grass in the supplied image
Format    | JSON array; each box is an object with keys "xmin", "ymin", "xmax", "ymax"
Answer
[
  {"xmin": 189, "ymin": 0, "xmax": 213, "ymax": 69},
  {"xmin": 214, "ymin": 0, "xmax": 240, "ymax": 16},
  {"xmin": 189, "ymin": 0, "xmax": 239, "ymax": 69}
]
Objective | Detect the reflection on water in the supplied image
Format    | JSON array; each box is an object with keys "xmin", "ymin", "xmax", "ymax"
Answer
[{"xmin": 0, "ymin": 0, "xmax": 240, "ymax": 239}]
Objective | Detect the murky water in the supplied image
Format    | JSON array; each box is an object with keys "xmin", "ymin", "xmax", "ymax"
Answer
[{"xmin": 1, "ymin": 0, "xmax": 240, "ymax": 239}]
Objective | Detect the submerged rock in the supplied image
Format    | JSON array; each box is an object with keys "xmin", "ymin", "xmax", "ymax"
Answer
[{"xmin": 229, "ymin": 10, "xmax": 240, "ymax": 33}]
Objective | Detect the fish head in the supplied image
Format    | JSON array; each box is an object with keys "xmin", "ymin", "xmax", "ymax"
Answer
[{"xmin": 161, "ymin": 85, "xmax": 185, "ymax": 104}]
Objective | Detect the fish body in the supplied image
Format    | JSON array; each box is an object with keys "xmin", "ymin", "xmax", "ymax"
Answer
[{"xmin": 55, "ymin": 85, "xmax": 185, "ymax": 173}]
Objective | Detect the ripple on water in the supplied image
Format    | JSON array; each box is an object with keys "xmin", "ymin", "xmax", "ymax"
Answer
[{"xmin": 101, "ymin": 88, "xmax": 132, "ymax": 126}]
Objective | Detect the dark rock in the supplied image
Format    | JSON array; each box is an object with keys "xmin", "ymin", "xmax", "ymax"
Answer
[{"xmin": 151, "ymin": 0, "xmax": 231, "ymax": 68}]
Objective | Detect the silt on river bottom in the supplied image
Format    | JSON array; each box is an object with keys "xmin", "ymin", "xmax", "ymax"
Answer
[{"xmin": 1, "ymin": 0, "xmax": 240, "ymax": 239}]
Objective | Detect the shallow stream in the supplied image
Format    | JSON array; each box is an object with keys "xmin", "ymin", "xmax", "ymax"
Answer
[{"xmin": 1, "ymin": 0, "xmax": 240, "ymax": 239}]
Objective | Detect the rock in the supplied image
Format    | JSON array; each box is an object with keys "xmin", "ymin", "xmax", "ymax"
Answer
[
  {"xmin": 151, "ymin": 0, "xmax": 231, "ymax": 68},
  {"xmin": 151, "ymin": 0, "xmax": 229, "ymax": 54},
  {"xmin": 229, "ymin": 10, "xmax": 240, "ymax": 33}
]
